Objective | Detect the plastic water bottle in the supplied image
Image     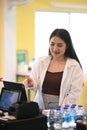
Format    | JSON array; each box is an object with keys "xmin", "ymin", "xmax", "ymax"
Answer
[
  {"xmin": 72, "ymin": 104, "xmax": 76, "ymax": 107},
  {"xmin": 69, "ymin": 105, "xmax": 76, "ymax": 128},
  {"xmin": 54, "ymin": 106, "xmax": 63, "ymax": 129},
  {"xmin": 62, "ymin": 106, "xmax": 70, "ymax": 129},
  {"xmin": 75, "ymin": 105, "xmax": 85, "ymax": 122},
  {"xmin": 65, "ymin": 104, "xmax": 70, "ymax": 108},
  {"xmin": 47, "ymin": 106, "xmax": 54, "ymax": 128}
]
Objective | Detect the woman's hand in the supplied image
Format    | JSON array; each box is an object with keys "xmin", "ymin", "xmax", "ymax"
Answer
[{"xmin": 23, "ymin": 76, "xmax": 34, "ymax": 88}]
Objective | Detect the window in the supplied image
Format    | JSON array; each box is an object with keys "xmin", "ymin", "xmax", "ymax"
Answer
[{"xmin": 35, "ymin": 11, "xmax": 87, "ymax": 75}]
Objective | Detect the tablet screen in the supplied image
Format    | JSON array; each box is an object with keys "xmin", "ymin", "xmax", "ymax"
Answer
[
  {"xmin": 3, "ymin": 81, "xmax": 28, "ymax": 102},
  {"xmin": 0, "ymin": 88, "xmax": 21, "ymax": 110}
]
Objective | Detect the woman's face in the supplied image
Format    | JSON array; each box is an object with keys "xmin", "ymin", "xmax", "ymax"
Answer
[{"xmin": 49, "ymin": 36, "xmax": 67, "ymax": 59}]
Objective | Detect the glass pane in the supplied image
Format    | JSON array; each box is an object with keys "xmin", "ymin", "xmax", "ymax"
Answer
[
  {"xmin": 70, "ymin": 13, "xmax": 87, "ymax": 74},
  {"xmin": 35, "ymin": 11, "xmax": 69, "ymax": 59}
]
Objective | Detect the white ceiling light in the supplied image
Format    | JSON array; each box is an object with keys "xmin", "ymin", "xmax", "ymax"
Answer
[{"xmin": 50, "ymin": 2, "xmax": 87, "ymax": 9}]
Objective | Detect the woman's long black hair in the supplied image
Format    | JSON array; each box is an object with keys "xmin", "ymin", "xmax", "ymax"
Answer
[{"xmin": 49, "ymin": 28, "xmax": 82, "ymax": 68}]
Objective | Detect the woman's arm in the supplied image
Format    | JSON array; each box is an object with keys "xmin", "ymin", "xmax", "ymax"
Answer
[{"xmin": 62, "ymin": 63, "xmax": 84, "ymax": 107}]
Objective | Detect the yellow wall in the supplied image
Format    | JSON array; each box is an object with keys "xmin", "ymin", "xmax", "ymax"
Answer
[
  {"xmin": 77, "ymin": 77, "xmax": 87, "ymax": 109},
  {"xmin": 16, "ymin": 0, "xmax": 87, "ymax": 63},
  {"xmin": 0, "ymin": 0, "xmax": 3, "ymax": 76},
  {"xmin": 16, "ymin": 6, "xmax": 35, "ymax": 62}
]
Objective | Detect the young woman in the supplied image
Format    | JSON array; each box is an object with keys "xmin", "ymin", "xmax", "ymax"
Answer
[{"xmin": 23, "ymin": 28, "xmax": 83, "ymax": 109}]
